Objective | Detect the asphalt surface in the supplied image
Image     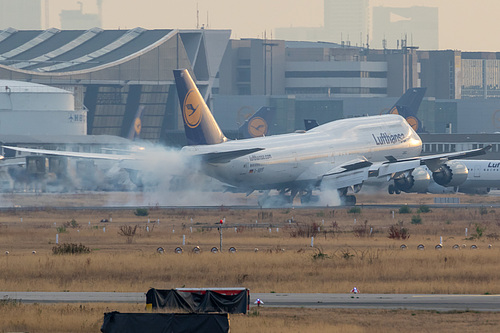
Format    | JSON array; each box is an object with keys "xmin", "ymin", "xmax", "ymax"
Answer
[{"xmin": 2, "ymin": 292, "xmax": 499, "ymax": 311}]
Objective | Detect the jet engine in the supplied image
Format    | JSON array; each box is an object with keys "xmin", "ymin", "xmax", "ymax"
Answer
[
  {"xmin": 431, "ymin": 161, "xmax": 468, "ymax": 187},
  {"xmin": 392, "ymin": 166, "xmax": 431, "ymax": 193}
]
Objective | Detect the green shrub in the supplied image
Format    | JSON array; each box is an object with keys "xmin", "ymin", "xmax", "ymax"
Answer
[
  {"xmin": 348, "ymin": 207, "xmax": 361, "ymax": 214},
  {"xmin": 312, "ymin": 248, "xmax": 330, "ymax": 260},
  {"xmin": 52, "ymin": 243, "xmax": 90, "ymax": 255},
  {"xmin": 417, "ymin": 205, "xmax": 431, "ymax": 213},
  {"xmin": 399, "ymin": 205, "xmax": 412, "ymax": 214},
  {"xmin": 472, "ymin": 223, "xmax": 486, "ymax": 239},
  {"xmin": 134, "ymin": 208, "xmax": 149, "ymax": 216},
  {"xmin": 411, "ymin": 214, "xmax": 422, "ymax": 224}
]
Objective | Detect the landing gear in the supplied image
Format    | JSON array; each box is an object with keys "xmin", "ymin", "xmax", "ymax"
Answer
[
  {"xmin": 343, "ymin": 194, "xmax": 356, "ymax": 206},
  {"xmin": 388, "ymin": 184, "xmax": 401, "ymax": 195}
]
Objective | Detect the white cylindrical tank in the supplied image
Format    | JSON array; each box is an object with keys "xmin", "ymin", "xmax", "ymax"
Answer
[{"xmin": 0, "ymin": 80, "xmax": 87, "ymax": 135}]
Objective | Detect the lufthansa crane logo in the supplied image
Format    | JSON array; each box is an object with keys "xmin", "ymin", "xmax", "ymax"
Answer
[
  {"xmin": 405, "ymin": 116, "xmax": 419, "ymax": 131},
  {"xmin": 134, "ymin": 117, "xmax": 142, "ymax": 135},
  {"xmin": 389, "ymin": 106, "xmax": 399, "ymax": 115},
  {"xmin": 248, "ymin": 117, "xmax": 268, "ymax": 137},
  {"xmin": 183, "ymin": 89, "xmax": 203, "ymax": 128}
]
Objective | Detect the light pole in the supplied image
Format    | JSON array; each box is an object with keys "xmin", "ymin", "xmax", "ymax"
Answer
[{"xmin": 219, "ymin": 219, "xmax": 223, "ymax": 252}]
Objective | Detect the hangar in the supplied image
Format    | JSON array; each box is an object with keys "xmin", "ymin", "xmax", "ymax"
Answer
[{"xmin": 0, "ymin": 27, "xmax": 231, "ymax": 145}]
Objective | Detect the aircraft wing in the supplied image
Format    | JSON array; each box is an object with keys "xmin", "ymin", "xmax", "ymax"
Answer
[
  {"xmin": 2, "ymin": 145, "xmax": 137, "ymax": 161},
  {"xmin": 2, "ymin": 145, "xmax": 264, "ymax": 165},
  {"xmin": 373, "ymin": 145, "xmax": 490, "ymax": 176},
  {"xmin": 320, "ymin": 158, "xmax": 374, "ymax": 189}
]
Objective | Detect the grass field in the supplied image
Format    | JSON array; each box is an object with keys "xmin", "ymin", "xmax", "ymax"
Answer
[{"xmin": 0, "ymin": 192, "xmax": 499, "ymax": 332}]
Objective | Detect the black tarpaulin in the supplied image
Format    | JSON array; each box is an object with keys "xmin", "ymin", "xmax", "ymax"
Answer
[
  {"xmin": 100, "ymin": 312, "xmax": 229, "ymax": 333},
  {"xmin": 146, "ymin": 288, "xmax": 249, "ymax": 314}
]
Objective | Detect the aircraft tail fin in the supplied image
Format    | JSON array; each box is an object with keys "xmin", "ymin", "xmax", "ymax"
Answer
[
  {"xmin": 239, "ymin": 106, "xmax": 275, "ymax": 138},
  {"xmin": 388, "ymin": 87, "xmax": 426, "ymax": 132},
  {"xmin": 173, "ymin": 69, "xmax": 227, "ymax": 145},
  {"xmin": 127, "ymin": 105, "xmax": 144, "ymax": 141}
]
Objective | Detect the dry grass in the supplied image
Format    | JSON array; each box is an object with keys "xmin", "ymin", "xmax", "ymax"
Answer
[
  {"xmin": 0, "ymin": 205, "xmax": 499, "ymax": 293},
  {"xmin": 0, "ymin": 199, "xmax": 500, "ymax": 332},
  {"xmin": 0, "ymin": 302, "xmax": 499, "ymax": 333}
]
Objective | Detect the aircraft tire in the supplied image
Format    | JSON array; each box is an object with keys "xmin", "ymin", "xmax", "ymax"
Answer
[
  {"xmin": 344, "ymin": 195, "xmax": 356, "ymax": 206},
  {"xmin": 388, "ymin": 184, "xmax": 395, "ymax": 194}
]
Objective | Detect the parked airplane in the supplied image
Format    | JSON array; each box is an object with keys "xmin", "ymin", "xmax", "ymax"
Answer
[
  {"xmin": 304, "ymin": 87, "xmax": 426, "ymax": 132},
  {"xmin": 238, "ymin": 106, "xmax": 275, "ymax": 139},
  {"xmin": 127, "ymin": 105, "xmax": 145, "ymax": 141},
  {"xmin": 173, "ymin": 69, "xmax": 487, "ymax": 205},
  {"xmin": 1, "ymin": 71, "xmax": 488, "ymax": 205},
  {"xmin": 386, "ymin": 87, "xmax": 426, "ymax": 133},
  {"xmin": 388, "ymin": 159, "xmax": 500, "ymax": 195}
]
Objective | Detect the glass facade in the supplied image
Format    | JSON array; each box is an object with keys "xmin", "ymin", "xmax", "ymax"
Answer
[{"xmin": 462, "ymin": 59, "xmax": 500, "ymax": 98}]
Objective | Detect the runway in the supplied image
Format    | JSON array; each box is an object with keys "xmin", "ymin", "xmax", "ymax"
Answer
[{"xmin": 2, "ymin": 292, "xmax": 499, "ymax": 311}]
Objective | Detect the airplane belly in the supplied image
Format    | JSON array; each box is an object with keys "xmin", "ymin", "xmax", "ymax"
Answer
[{"xmin": 206, "ymin": 158, "xmax": 305, "ymax": 189}]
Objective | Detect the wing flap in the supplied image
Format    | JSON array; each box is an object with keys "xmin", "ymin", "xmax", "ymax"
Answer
[{"xmin": 320, "ymin": 159, "xmax": 372, "ymax": 189}]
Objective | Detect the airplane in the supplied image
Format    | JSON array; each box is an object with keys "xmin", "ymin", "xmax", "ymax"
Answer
[
  {"xmin": 304, "ymin": 87, "xmax": 426, "ymax": 132},
  {"xmin": 127, "ymin": 105, "xmax": 145, "ymax": 141},
  {"xmin": 1, "ymin": 71, "xmax": 489, "ymax": 205},
  {"xmin": 238, "ymin": 106, "xmax": 275, "ymax": 139},
  {"xmin": 388, "ymin": 159, "xmax": 500, "ymax": 195},
  {"xmin": 173, "ymin": 69, "xmax": 487, "ymax": 205},
  {"xmin": 386, "ymin": 87, "xmax": 426, "ymax": 133}
]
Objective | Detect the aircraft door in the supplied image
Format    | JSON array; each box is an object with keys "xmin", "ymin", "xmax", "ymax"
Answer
[{"xmin": 474, "ymin": 166, "xmax": 480, "ymax": 178}]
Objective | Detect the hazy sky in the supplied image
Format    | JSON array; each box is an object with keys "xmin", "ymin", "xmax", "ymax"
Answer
[{"xmin": 46, "ymin": 0, "xmax": 500, "ymax": 51}]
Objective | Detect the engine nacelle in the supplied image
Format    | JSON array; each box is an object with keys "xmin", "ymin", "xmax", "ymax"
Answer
[
  {"xmin": 394, "ymin": 166, "xmax": 431, "ymax": 193},
  {"xmin": 432, "ymin": 161, "xmax": 468, "ymax": 187}
]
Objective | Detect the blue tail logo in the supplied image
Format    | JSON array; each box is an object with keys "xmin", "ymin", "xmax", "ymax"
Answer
[
  {"xmin": 174, "ymin": 69, "xmax": 227, "ymax": 145},
  {"xmin": 127, "ymin": 105, "xmax": 145, "ymax": 141},
  {"xmin": 183, "ymin": 90, "xmax": 203, "ymax": 128},
  {"xmin": 248, "ymin": 117, "xmax": 268, "ymax": 137}
]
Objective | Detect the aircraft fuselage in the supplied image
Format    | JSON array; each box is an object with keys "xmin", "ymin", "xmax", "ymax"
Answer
[{"xmin": 182, "ymin": 114, "xmax": 422, "ymax": 191}]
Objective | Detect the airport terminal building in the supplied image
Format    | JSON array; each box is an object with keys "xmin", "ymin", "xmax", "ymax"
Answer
[{"xmin": 0, "ymin": 27, "xmax": 231, "ymax": 144}]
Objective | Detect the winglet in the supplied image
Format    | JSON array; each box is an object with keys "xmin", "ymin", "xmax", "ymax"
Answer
[{"xmin": 174, "ymin": 69, "xmax": 227, "ymax": 145}]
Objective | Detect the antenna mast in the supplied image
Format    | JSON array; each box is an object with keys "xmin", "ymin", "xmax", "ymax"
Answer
[{"xmin": 196, "ymin": 3, "xmax": 199, "ymax": 29}]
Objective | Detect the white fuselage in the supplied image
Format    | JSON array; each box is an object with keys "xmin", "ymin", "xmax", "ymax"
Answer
[{"xmin": 182, "ymin": 114, "xmax": 422, "ymax": 191}]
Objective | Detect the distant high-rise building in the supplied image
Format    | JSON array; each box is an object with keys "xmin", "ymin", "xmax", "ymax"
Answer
[
  {"xmin": 276, "ymin": 0, "xmax": 369, "ymax": 45},
  {"xmin": 372, "ymin": 6, "xmax": 438, "ymax": 50},
  {"xmin": 0, "ymin": 0, "xmax": 41, "ymax": 30},
  {"xmin": 324, "ymin": 0, "xmax": 369, "ymax": 45},
  {"xmin": 60, "ymin": 2, "xmax": 102, "ymax": 30}
]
